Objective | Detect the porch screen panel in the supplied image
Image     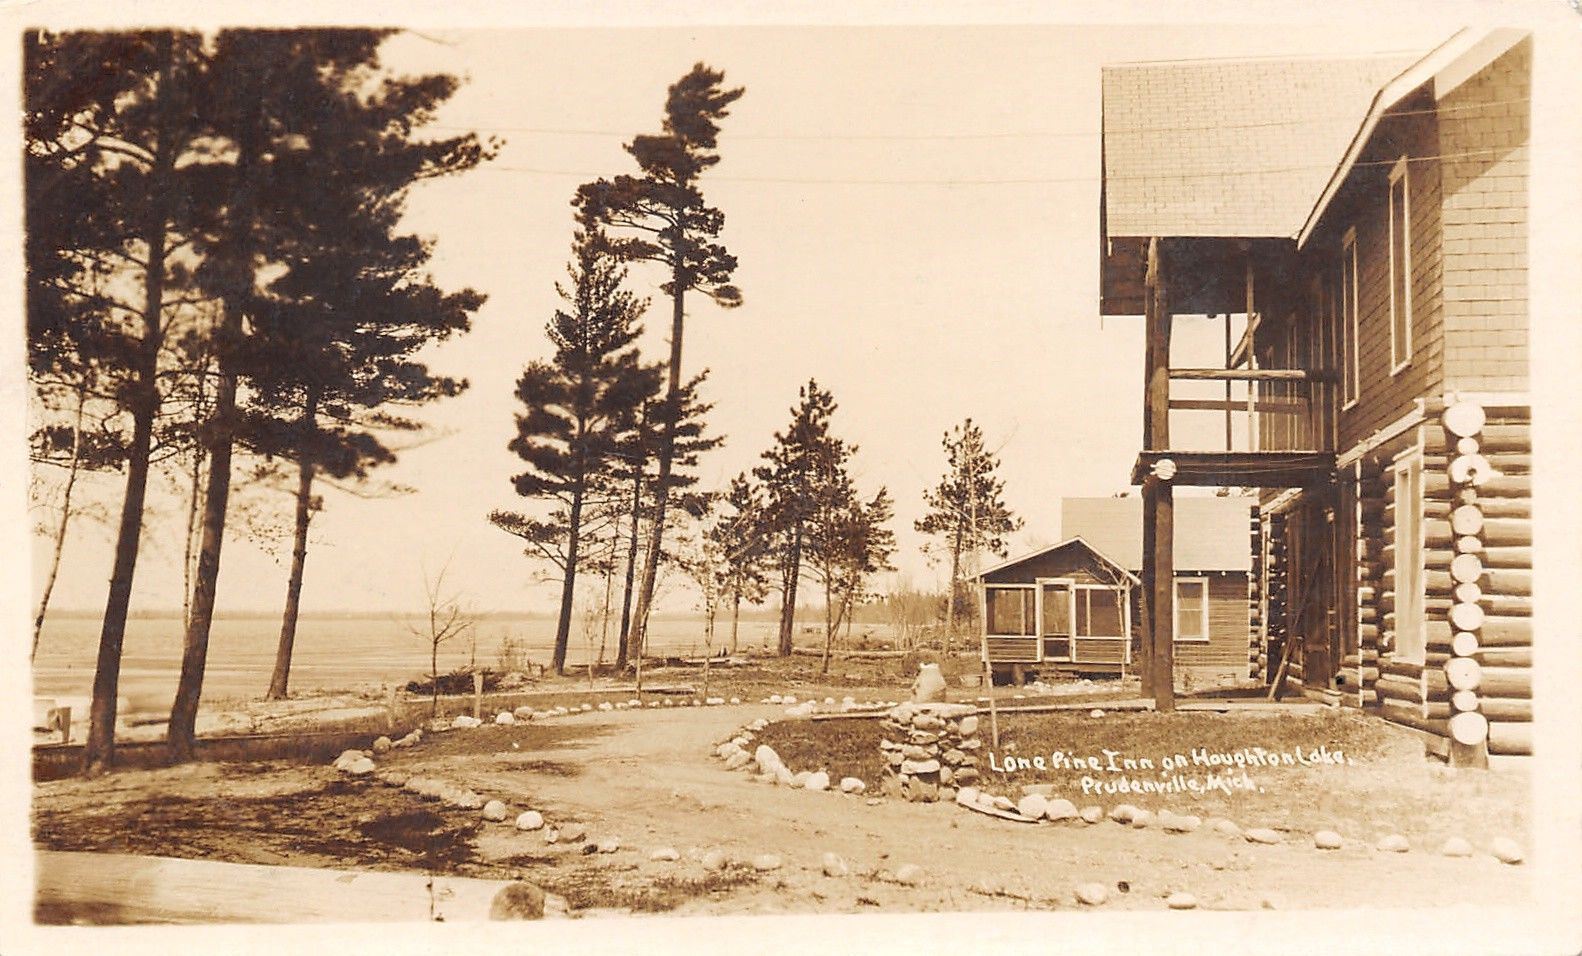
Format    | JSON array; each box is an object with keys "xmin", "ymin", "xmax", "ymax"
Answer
[
  {"xmin": 1042, "ymin": 583, "xmax": 1070, "ymax": 660},
  {"xmin": 986, "ymin": 586, "xmax": 1036, "ymax": 636},
  {"xmin": 1083, "ymin": 589, "xmax": 1124, "ymax": 637}
]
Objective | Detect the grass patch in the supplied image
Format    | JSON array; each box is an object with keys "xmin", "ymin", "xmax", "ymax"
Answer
[{"xmin": 753, "ymin": 718, "xmax": 888, "ymax": 781}]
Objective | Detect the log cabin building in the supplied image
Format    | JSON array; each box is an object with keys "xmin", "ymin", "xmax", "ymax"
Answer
[
  {"xmin": 976, "ymin": 496, "xmax": 1255, "ymax": 687},
  {"xmin": 1098, "ymin": 28, "xmax": 1536, "ymax": 765}
]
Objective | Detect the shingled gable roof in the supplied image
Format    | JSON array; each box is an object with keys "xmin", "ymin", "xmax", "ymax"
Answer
[
  {"xmin": 973, "ymin": 535, "xmax": 1141, "ymax": 584},
  {"xmin": 1060, "ymin": 496, "xmax": 1254, "ymax": 572},
  {"xmin": 1101, "ymin": 51, "xmax": 1421, "ymax": 239}
]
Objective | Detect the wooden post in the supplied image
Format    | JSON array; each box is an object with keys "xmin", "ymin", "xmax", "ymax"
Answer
[
  {"xmin": 1139, "ymin": 488, "xmax": 1156, "ymax": 698},
  {"xmin": 472, "ymin": 671, "xmax": 483, "ymax": 721},
  {"xmin": 1150, "ymin": 476, "xmax": 1176, "ymax": 712},
  {"xmin": 1245, "ymin": 255, "xmax": 1259, "ymax": 452}
]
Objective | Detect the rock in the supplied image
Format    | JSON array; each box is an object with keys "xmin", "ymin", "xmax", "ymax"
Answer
[
  {"xmin": 958, "ymin": 715, "xmax": 979, "ymax": 736},
  {"xmin": 730, "ymin": 697, "xmax": 741, "ymax": 705},
  {"xmin": 495, "ymin": 711, "xmax": 515, "ymax": 725},
  {"xmin": 332, "ymin": 749, "xmax": 365, "ymax": 769},
  {"xmin": 376, "ymin": 770, "xmax": 409, "ymax": 788},
  {"xmin": 1016, "ymin": 794, "xmax": 1049, "ymax": 820},
  {"xmin": 488, "ymin": 882, "xmax": 546, "ymax": 920},
  {"xmin": 941, "ymin": 748, "xmax": 966, "ymax": 766},
  {"xmin": 768, "ymin": 695, "xmax": 783, "ymax": 704},
  {"xmin": 1089, "ymin": 709, "xmax": 1105, "ymax": 719},
  {"xmin": 598, "ymin": 701, "xmax": 613, "ymax": 711},
  {"xmin": 649, "ymin": 846, "xmax": 680, "ymax": 862},
  {"xmin": 865, "ymin": 797, "xmax": 881, "ymax": 806},
  {"xmin": 701, "ymin": 850, "xmax": 728, "ymax": 872},
  {"xmin": 955, "ymin": 786, "xmax": 981, "ymax": 806},
  {"xmin": 1210, "ymin": 818, "xmax": 1242, "ymax": 837},
  {"xmin": 782, "ymin": 695, "xmax": 798, "ymax": 705},
  {"xmin": 1075, "ymin": 882, "xmax": 1108, "ymax": 906},
  {"xmin": 543, "ymin": 828, "xmax": 559, "ymax": 844},
  {"xmin": 1162, "ymin": 814, "xmax": 1201, "ymax": 834},
  {"xmin": 899, "ymin": 759, "xmax": 940, "ymax": 775},
  {"xmin": 1376, "ymin": 834, "xmax": 1410, "ymax": 853},
  {"xmin": 1130, "ymin": 810, "xmax": 1153, "ymax": 829},
  {"xmin": 775, "ymin": 766, "xmax": 796, "ymax": 786},
  {"xmin": 513, "ymin": 706, "xmax": 535, "ymax": 719},
  {"xmin": 751, "ymin": 854, "xmax": 782, "ymax": 872},
  {"xmin": 482, "ymin": 800, "xmax": 509, "ymax": 822},
  {"xmin": 1439, "ymin": 837, "xmax": 1473, "ymax": 857},
  {"xmin": 453, "ymin": 714, "xmax": 482, "ymax": 728},
  {"xmin": 731, "ymin": 735, "xmax": 750, "ymax": 748},
  {"xmin": 824, "ymin": 697, "xmax": 835, "ymax": 705},
  {"xmin": 792, "ymin": 771, "xmax": 812, "ymax": 788},
  {"xmin": 371, "ymin": 736, "xmax": 393, "ymax": 754},
  {"xmin": 839, "ymin": 777, "xmax": 866, "ymax": 794},
  {"xmin": 892, "ymin": 863, "xmax": 923, "ymax": 886},
  {"xmin": 909, "ymin": 731, "xmax": 940, "ymax": 746},
  {"xmin": 754, "ymin": 744, "xmax": 781, "ymax": 771},
  {"xmin": 992, "ymin": 796, "xmax": 1015, "ymax": 812},
  {"xmin": 445, "ymin": 789, "xmax": 484, "ymax": 810},
  {"xmin": 1165, "ymin": 891, "xmax": 1198, "ymax": 910},
  {"xmin": 911, "ymin": 663, "xmax": 947, "ymax": 703},
  {"xmin": 345, "ymin": 757, "xmax": 376, "ymax": 776},
  {"xmin": 1080, "ymin": 805, "xmax": 1104, "ymax": 824},
  {"xmin": 724, "ymin": 751, "xmax": 752, "ymax": 771},
  {"xmin": 821, "ymin": 852, "xmax": 849, "ymax": 877},
  {"xmin": 1045, "ymin": 798, "xmax": 1079, "ymax": 822},
  {"xmin": 596, "ymin": 836, "xmax": 621, "ymax": 854},
  {"xmin": 559, "ymin": 823, "xmax": 587, "ymax": 843},
  {"xmin": 804, "ymin": 771, "xmax": 831, "ymax": 792},
  {"xmin": 1109, "ymin": 804, "xmax": 1139, "ymax": 824},
  {"xmin": 1490, "ymin": 837, "xmax": 1524, "ymax": 864},
  {"xmin": 515, "ymin": 810, "xmax": 545, "ymax": 831},
  {"xmin": 1314, "ymin": 830, "xmax": 1344, "ymax": 850},
  {"xmin": 1244, "ymin": 828, "xmax": 1282, "ymax": 845}
]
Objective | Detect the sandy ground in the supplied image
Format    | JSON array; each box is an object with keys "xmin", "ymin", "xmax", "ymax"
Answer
[{"xmin": 33, "ymin": 699, "xmax": 1533, "ymax": 918}]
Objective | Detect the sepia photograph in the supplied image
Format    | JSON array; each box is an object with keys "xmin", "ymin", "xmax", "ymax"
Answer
[{"xmin": 6, "ymin": 1, "xmax": 1581, "ymax": 951}]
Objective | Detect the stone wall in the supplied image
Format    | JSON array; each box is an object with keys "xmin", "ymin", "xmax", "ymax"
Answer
[{"xmin": 879, "ymin": 702, "xmax": 982, "ymax": 802}]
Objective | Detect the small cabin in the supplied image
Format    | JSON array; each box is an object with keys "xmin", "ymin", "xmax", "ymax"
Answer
[
  {"xmin": 976, "ymin": 536, "xmax": 1137, "ymax": 683},
  {"xmin": 979, "ymin": 496, "xmax": 1257, "ymax": 686}
]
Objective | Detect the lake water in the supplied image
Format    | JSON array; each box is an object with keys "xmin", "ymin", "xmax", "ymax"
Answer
[{"xmin": 31, "ymin": 611, "xmax": 790, "ymax": 714}]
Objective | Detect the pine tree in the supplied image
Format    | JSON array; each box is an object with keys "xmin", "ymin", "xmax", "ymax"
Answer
[
  {"xmin": 712, "ymin": 473, "xmax": 773, "ymax": 654},
  {"xmin": 490, "ymin": 235, "xmax": 652, "ymax": 675},
  {"xmin": 574, "ymin": 64, "xmax": 744, "ymax": 666},
  {"xmin": 914, "ymin": 418, "xmax": 1022, "ymax": 647}
]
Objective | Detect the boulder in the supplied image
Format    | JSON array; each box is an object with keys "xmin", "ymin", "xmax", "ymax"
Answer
[
  {"xmin": 1016, "ymin": 794, "xmax": 1049, "ymax": 821},
  {"xmin": 958, "ymin": 715, "xmax": 979, "ymax": 736},
  {"xmin": 1108, "ymin": 804, "xmax": 1139, "ymax": 824},
  {"xmin": 730, "ymin": 697, "xmax": 741, "ymax": 705},
  {"xmin": 701, "ymin": 850, "xmax": 728, "ymax": 872},
  {"xmin": 1209, "ymin": 818, "xmax": 1242, "ymax": 837},
  {"xmin": 482, "ymin": 800, "xmax": 509, "ymax": 822},
  {"xmin": 783, "ymin": 695, "xmax": 798, "ymax": 705},
  {"xmin": 345, "ymin": 757, "xmax": 376, "ymax": 776},
  {"xmin": 793, "ymin": 771, "xmax": 812, "ymax": 788},
  {"xmin": 775, "ymin": 766, "xmax": 796, "ymax": 787},
  {"xmin": 899, "ymin": 759, "xmax": 940, "ymax": 776},
  {"xmin": 1165, "ymin": 892, "xmax": 1198, "ymax": 910},
  {"xmin": 911, "ymin": 663, "xmax": 947, "ymax": 703},
  {"xmin": 892, "ymin": 863, "xmax": 923, "ymax": 886},
  {"xmin": 1044, "ymin": 798, "xmax": 1079, "ymax": 822},
  {"xmin": 445, "ymin": 789, "xmax": 484, "ymax": 811},
  {"xmin": 332, "ymin": 749, "xmax": 366, "ymax": 770},
  {"xmin": 1439, "ymin": 837, "xmax": 1473, "ymax": 858},
  {"xmin": 1314, "ymin": 830, "xmax": 1344, "ymax": 850},
  {"xmin": 821, "ymin": 852, "xmax": 850, "ymax": 877},
  {"xmin": 1490, "ymin": 837, "xmax": 1524, "ymax": 864},
  {"xmin": 1074, "ymin": 882, "xmax": 1108, "ymax": 906},
  {"xmin": 514, "ymin": 706, "xmax": 535, "ymax": 719},
  {"xmin": 1376, "ymin": 834, "xmax": 1410, "ymax": 853},
  {"xmin": 1089, "ymin": 709, "xmax": 1105, "ymax": 719},
  {"xmin": 559, "ymin": 823, "xmax": 587, "ymax": 843},
  {"xmin": 804, "ymin": 771, "xmax": 831, "ymax": 792},
  {"xmin": 649, "ymin": 846, "xmax": 680, "ymax": 862},
  {"xmin": 543, "ymin": 828, "xmax": 559, "ymax": 844},
  {"xmin": 488, "ymin": 882, "xmax": 546, "ymax": 920},
  {"xmin": 955, "ymin": 786, "xmax": 981, "ymax": 807},
  {"xmin": 751, "ymin": 854, "xmax": 782, "ymax": 872},
  {"xmin": 596, "ymin": 836, "xmax": 621, "ymax": 854},
  {"xmin": 1244, "ymin": 827, "xmax": 1282, "ymax": 845},
  {"xmin": 754, "ymin": 745, "xmax": 782, "ymax": 771},
  {"xmin": 768, "ymin": 695, "xmax": 783, "ymax": 704},
  {"xmin": 376, "ymin": 770, "xmax": 409, "ymax": 789},
  {"xmin": 494, "ymin": 711, "xmax": 515, "ymax": 725},
  {"xmin": 1162, "ymin": 814, "xmax": 1201, "ymax": 834},
  {"xmin": 598, "ymin": 701, "xmax": 613, "ymax": 711},
  {"xmin": 1130, "ymin": 810, "xmax": 1153, "ymax": 829},
  {"xmin": 839, "ymin": 777, "xmax": 866, "ymax": 794},
  {"xmin": 1079, "ymin": 805, "xmax": 1104, "ymax": 824},
  {"xmin": 941, "ymin": 749, "xmax": 966, "ymax": 767},
  {"xmin": 371, "ymin": 736, "xmax": 393, "ymax": 754},
  {"xmin": 724, "ymin": 751, "xmax": 752, "ymax": 771},
  {"xmin": 992, "ymin": 796, "xmax": 1015, "ymax": 812},
  {"xmin": 515, "ymin": 810, "xmax": 545, "ymax": 831}
]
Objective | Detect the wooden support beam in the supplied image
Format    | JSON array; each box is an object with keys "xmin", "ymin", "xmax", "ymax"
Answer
[
  {"xmin": 1170, "ymin": 368, "xmax": 1311, "ymax": 382},
  {"xmin": 1169, "ymin": 398, "xmax": 1305, "ymax": 414},
  {"xmin": 1146, "ymin": 475, "xmax": 1176, "ymax": 713}
]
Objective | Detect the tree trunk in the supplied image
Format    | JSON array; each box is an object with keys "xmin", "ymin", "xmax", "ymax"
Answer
[
  {"xmin": 167, "ymin": 93, "xmax": 260, "ymax": 763},
  {"xmin": 181, "ymin": 350, "xmax": 209, "ymax": 631},
  {"xmin": 616, "ymin": 468, "xmax": 643, "ymax": 670},
  {"xmin": 552, "ymin": 481, "xmax": 587, "ymax": 675},
  {"xmin": 84, "ymin": 39, "xmax": 176, "ymax": 775},
  {"xmin": 32, "ymin": 385, "xmax": 86, "ymax": 660},
  {"xmin": 266, "ymin": 412, "xmax": 317, "ymax": 701},
  {"xmin": 821, "ymin": 572, "xmax": 834, "ymax": 674},
  {"xmin": 729, "ymin": 593, "xmax": 741, "ymax": 655},
  {"xmin": 628, "ymin": 278, "xmax": 685, "ymax": 662},
  {"xmin": 945, "ymin": 526, "xmax": 962, "ymax": 652},
  {"xmin": 777, "ymin": 525, "xmax": 802, "ymax": 656}
]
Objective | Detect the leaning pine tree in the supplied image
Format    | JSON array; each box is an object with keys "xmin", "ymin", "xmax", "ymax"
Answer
[
  {"xmin": 490, "ymin": 235, "xmax": 653, "ymax": 675},
  {"xmin": 573, "ymin": 63, "xmax": 744, "ymax": 666}
]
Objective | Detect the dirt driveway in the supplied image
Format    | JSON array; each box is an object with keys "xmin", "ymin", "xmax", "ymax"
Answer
[{"xmin": 35, "ymin": 702, "xmax": 1532, "ymax": 917}]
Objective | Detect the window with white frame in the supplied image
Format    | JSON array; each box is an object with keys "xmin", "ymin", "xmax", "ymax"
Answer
[
  {"xmin": 1388, "ymin": 158, "xmax": 1413, "ymax": 373},
  {"xmin": 1392, "ymin": 454, "xmax": 1425, "ymax": 663},
  {"xmin": 984, "ymin": 585, "xmax": 1036, "ymax": 636},
  {"xmin": 1074, "ymin": 585, "xmax": 1125, "ymax": 638},
  {"xmin": 1173, "ymin": 577, "xmax": 1209, "ymax": 642},
  {"xmin": 1341, "ymin": 228, "xmax": 1359, "ymax": 406}
]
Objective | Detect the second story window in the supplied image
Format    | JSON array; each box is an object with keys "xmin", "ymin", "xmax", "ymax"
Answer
[
  {"xmin": 1341, "ymin": 228, "xmax": 1359, "ymax": 406},
  {"xmin": 1388, "ymin": 157, "xmax": 1413, "ymax": 374}
]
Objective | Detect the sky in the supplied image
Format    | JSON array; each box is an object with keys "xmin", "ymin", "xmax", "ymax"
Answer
[{"xmin": 27, "ymin": 19, "xmax": 1460, "ymax": 616}]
